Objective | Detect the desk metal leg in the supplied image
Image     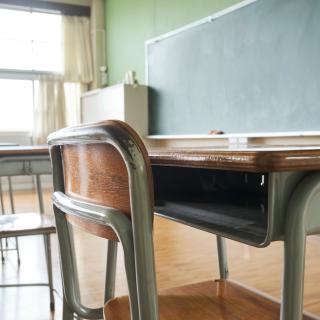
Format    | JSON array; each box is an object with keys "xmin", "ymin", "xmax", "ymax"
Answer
[
  {"xmin": 281, "ymin": 231, "xmax": 306, "ymax": 320},
  {"xmin": 8, "ymin": 177, "xmax": 15, "ymax": 213},
  {"xmin": 0, "ymin": 240, "xmax": 4, "ymax": 263},
  {"xmin": 216, "ymin": 236, "xmax": 228, "ymax": 279},
  {"xmin": 63, "ymin": 295, "xmax": 75, "ymax": 320},
  {"xmin": 36, "ymin": 175, "xmax": 44, "ymax": 214},
  {"xmin": 44, "ymin": 234, "xmax": 55, "ymax": 311},
  {"xmin": 0, "ymin": 178, "xmax": 4, "ymax": 215},
  {"xmin": 281, "ymin": 172, "xmax": 320, "ymax": 320}
]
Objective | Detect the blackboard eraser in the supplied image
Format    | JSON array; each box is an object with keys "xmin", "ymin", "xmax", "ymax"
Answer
[{"xmin": 209, "ymin": 130, "xmax": 224, "ymax": 135}]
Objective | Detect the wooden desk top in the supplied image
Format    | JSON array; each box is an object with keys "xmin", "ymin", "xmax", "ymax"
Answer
[
  {"xmin": 3, "ymin": 145, "xmax": 320, "ymax": 172},
  {"xmin": 0, "ymin": 146, "xmax": 49, "ymax": 157},
  {"xmin": 149, "ymin": 145, "xmax": 320, "ymax": 172}
]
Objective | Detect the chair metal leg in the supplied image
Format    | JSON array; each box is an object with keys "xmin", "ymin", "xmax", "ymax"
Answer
[
  {"xmin": 216, "ymin": 236, "xmax": 228, "ymax": 279},
  {"xmin": 37, "ymin": 174, "xmax": 55, "ymax": 309},
  {"xmin": 54, "ymin": 208, "xmax": 103, "ymax": 319},
  {"xmin": 104, "ymin": 240, "xmax": 118, "ymax": 303},
  {"xmin": 8, "ymin": 177, "xmax": 20, "ymax": 264},
  {"xmin": 0, "ymin": 178, "xmax": 6, "ymax": 261},
  {"xmin": 118, "ymin": 231, "xmax": 139, "ymax": 320},
  {"xmin": 0, "ymin": 239, "xmax": 4, "ymax": 263},
  {"xmin": 63, "ymin": 295, "xmax": 75, "ymax": 320},
  {"xmin": 44, "ymin": 234, "xmax": 55, "ymax": 311},
  {"xmin": 131, "ymin": 219, "xmax": 159, "ymax": 319}
]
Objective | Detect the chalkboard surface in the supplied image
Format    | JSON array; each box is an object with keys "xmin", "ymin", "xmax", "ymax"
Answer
[{"xmin": 147, "ymin": 0, "xmax": 320, "ymax": 135}]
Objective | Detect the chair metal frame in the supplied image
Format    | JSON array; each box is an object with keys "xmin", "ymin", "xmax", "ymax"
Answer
[
  {"xmin": 48, "ymin": 121, "xmax": 159, "ymax": 320},
  {"xmin": 0, "ymin": 173, "xmax": 55, "ymax": 310},
  {"xmin": 0, "ymin": 143, "xmax": 20, "ymax": 262},
  {"xmin": 0, "ymin": 176, "xmax": 21, "ymax": 264}
]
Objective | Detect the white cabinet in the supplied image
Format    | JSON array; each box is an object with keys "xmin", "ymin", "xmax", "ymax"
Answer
[{"xmin": 81, "ymin": 84, "xmax": 148, "ymax": 138}]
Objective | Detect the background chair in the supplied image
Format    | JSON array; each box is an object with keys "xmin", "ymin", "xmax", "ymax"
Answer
[
  {"xmin": 0, "ymin": 142, "xmax": 21, "ymax": 263},
  {"xmin": 48, "ymin": 120, "xmax": 158, "ymax": 320},
  {"xmin": 0, "ymin": 176, "xmax": 20, "ymax": 263},
  {"xmin": 0, "ymin": 174, "xmax": 56, "ymax": 311}
]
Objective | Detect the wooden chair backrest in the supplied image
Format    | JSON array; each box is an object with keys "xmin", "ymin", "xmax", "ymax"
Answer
[{"xmin": 60, "ymin": 120, "xmax": 153, "ymax": 241}]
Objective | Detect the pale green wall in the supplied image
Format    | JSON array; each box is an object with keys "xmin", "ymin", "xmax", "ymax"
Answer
[{"xmin": 105, "ymin": 0, "xmax": 241, "ymax": 85}]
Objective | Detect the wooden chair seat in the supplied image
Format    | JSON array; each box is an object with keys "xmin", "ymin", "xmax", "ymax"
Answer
[
  {"xmin": 0, "ymin": 213, "xmax": 56, "ymax": 237},
  {"xmin": 104, "ymin": 280, "xmax": 319, "ymax": 320}
]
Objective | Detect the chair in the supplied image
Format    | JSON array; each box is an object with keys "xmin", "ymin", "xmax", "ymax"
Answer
[
  {"xmin": 0, "ymin": 174, "xmax": 56, "ymax": 311},
  {"xmin": 0, "ymin": 176, "xmax": 21, "ymax": 263},
  {"xmin": 0, "ymin": 142, "xmax": 21, "ymax": 263},
  {"xmin": 48, "ymin": 120, "xmax": 158, "ymax": 320}
]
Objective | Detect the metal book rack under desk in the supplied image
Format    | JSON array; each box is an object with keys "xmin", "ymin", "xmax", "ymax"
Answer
[{"xmin": 153, "ymin": 166, "xmax": 313, "ymax": 247}]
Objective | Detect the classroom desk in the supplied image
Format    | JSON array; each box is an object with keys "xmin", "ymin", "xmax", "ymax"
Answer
[
  {"xmin": 0, "ymin": 146, "xmax": 51, "ymax": 176},
  {"xmin": 150, "ymin": 145, "xmax": 320, "ymax": 320},
  {"xmin": 4, "ymin": 145, "xmax": 320, "ymax": 320}
]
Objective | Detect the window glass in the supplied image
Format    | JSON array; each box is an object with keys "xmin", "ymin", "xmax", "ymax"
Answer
[
  {"xmin": 0, "ymin": 8, "xmax": 62, "ymax": 72},
  {"xmin": 0, "ymin": 9, "xmax": 32, "ymax": 41},
  {"xmin": 0, "ymin": 39, "xmax": 32, "ymax": 70},
  {"xmin": 0, "ymin": 8, "xmax": 62, "ymax": 132},
  {"xmin": 0, "ymin": 79, "xmax": 34, "ymax": 131},
  {"xmin": 32, "ymin": 12, "xmax": 62, "ymax": 72},
  {"xmin": 32, "ymin": 42, "xmax": 62, "ymax": 71},
  {"xmin": 32, "ymin": 12, "xmax": 62, "ymax": 43}
]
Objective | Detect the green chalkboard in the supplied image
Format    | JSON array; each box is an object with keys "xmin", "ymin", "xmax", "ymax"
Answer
[{"xmin": 147, "ymin": 0, "xmax": 320, "ymax": 135}]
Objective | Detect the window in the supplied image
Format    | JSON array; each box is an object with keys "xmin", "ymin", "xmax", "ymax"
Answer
[
  {"xmin": 0, "ymin": 7, "xmax": 62, "ymax": 132},
  {"xmin": 0, "ymin": 8, "xmax": 62, "ymax": 72},
  {"xmin": 0, "ymin": 79, "xmax": 35, "ymax": 131}
]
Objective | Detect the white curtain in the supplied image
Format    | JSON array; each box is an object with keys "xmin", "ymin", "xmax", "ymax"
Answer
[
  {"xmin": 63, "ymin": 16, "xmax": 94, "ymax": 84},
  {"xmin": 33, "ymin": 15, "xmax": 94, "ymax": 144},
  {"xmin": 64, "ymin": 82, "xmax": 85, "ymax": 126},
  {"xmin": 33, "ymin": 75, "xmax": 66, "ymax": 144}
]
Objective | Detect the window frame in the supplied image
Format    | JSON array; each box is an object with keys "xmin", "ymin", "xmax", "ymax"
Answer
[{"xmin": 0, "ymin": 0, "xmax": 90, "ymax": 17}]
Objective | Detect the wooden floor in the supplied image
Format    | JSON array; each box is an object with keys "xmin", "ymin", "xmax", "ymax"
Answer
[
  {"xmin": 104, "ymin": 280, "xmax": 319, "ymax": 320},
  {"xmin": 1, "ymin": 187, "xmax": 320, "ymax": 319}
]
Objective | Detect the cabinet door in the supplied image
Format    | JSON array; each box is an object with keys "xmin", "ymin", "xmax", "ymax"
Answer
[
  {"xmin": 81, "ymin": 92, "xmax": 100, "ymax": 123},
  {"xmin": 99, "ymin": 85, "xmax": 125, "ymax": 120},
  {"xmin": 81, "ymin": 85, "xmax": 125, "ymax": 123}
]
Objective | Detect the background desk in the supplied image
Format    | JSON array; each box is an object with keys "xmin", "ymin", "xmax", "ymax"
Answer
[{"xmin": 0, "ymin": 146, "xmax": 51, "ymax": 177}]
